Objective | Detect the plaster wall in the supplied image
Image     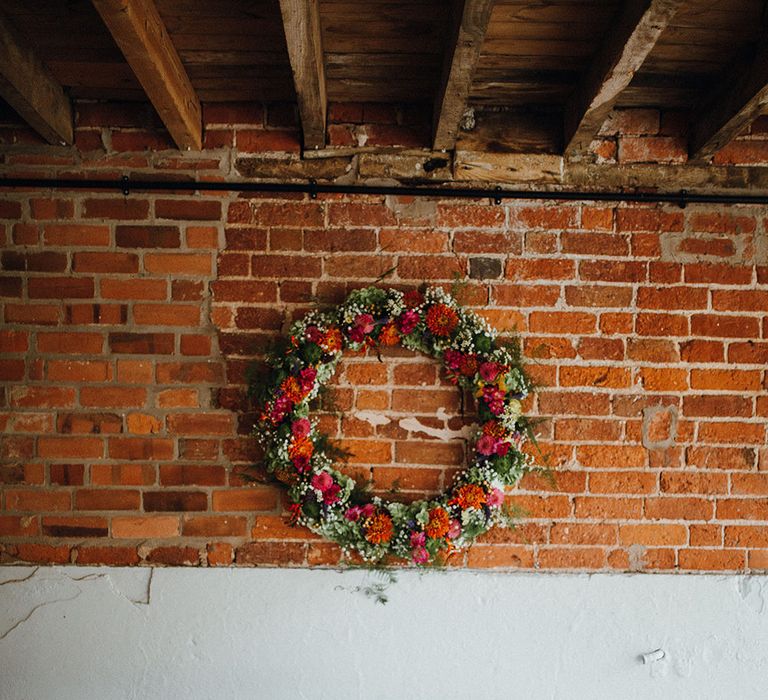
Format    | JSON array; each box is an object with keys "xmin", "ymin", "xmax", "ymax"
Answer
[{"xmin": 2, "ymin": 566, "xmax": 767, "ymax": 699}]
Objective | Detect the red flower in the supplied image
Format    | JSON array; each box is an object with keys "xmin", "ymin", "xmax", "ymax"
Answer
[
  {"xmin": 449, "ymin": 484, "xmax": 486, "ymax": 510},
  {"xmin": 426, "ymin": 303, "xmax": 459, "ymax": 337},
  {"xmin": 378, "ymin": 322, "xmax": 400, "ymax": 346},
  {"xmin": 403, "ymin": 290, "xmax": 424, "ymax": 308}
]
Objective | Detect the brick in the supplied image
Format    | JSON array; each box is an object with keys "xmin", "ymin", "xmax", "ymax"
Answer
[
  {"xmin": 28, "ymin": 277, "xmax": 94, "ymax": 299},
  {"xmin": 48, "ymin": 360, "xmax": 112, "ymax": 382},
  {"xmin": 101, "ymin": 279, "xmax": 167, "ymax": 300},
  {"xmin": 589, "ymin": 471, "xmax": 656, "ymax": 494},
  {"xmin": 537, "ymin": 547, "xmax": 606, "ymax": 569},
  {"xmin": 50, "ymin": 464, "xmax": 85, "ymax": 485},
  {"xmin": 109, "ymin": 332, "xmax": 175, "ymax": 354},
  {"xmin": 645, "ymin": 497, "xmax": 713, "ymax": 520},
  {"xmin": 66, "ymin": 303, "xmax": 127, "ymax": 325},
  {"xmin": 579, "ymin": 260, "xmax": 647, "ymax": 282},
  {"xmin": 108, "ymin": 438, "xmax": 174, "ymax": 460},
  {"xmin": 2, "ymin": 251, "xmax": 68, "ymax": 272},
  {"xmin": 144, "ymin": 253, "xmax": 212, "ymax": 275},
  {"xmin": 75, "ymin": 489, "xmax": 141, "ymax": 511},
  {"xmin": 0, "ymin": 515, "xmax": 39, "ymax": 537},
  {"xmin": 44, "ymin": 224, "xmax": 110, "ymax": 246},
  {"xmin": 15, "ymin": 543, "xmax": 71, "ymax": 564},
  {"xmin": 574, "ymin": 497, "xmax": 643, "ymax": 519},
  {"xmin": 561, "ymin": 232, "xmax": 628, "ymax": 256},
  {"xmin": 4, "ymin": 303, "xmax": 59, "ymax": 324},
  {"xmin": 212, "ymin": 488, "xmax": 278, "ymax": 511},
  {"xmin": 166, "ymin": 413, "xmax": 233, "ymax": 436},
  {"xmin": 134, "ymin": 304, "xmax": 200, "ymax": 327},
  {"xmin": 184, "ymin": 516, "xmax": 248, "ymax": 537},
  {"xmin": 76, "ymin": 546, "xmax": 139, "ymax": 566},
  {"xmin": 560, "ymin": 366, "xmax": 630, "ymax": 389},
  {"xmin": 57, "ymin": 412, "xmax": 122, "ymax": 435},
  {"xmin": 83, "ymin": 198, "xmax": 150, "ymax": 220},
  {"xmin": 619, "ymin": 524, "xmax": 687, "ymax": 546},
  {"xmin": 80, "ymin": 386, "xmax": 146, "ymax": 408},
  {"xmin": 467, "ymin": 544, "xmax": 535, "ymax": 568},
  {"xmin": 116, "ymin": 225, "xmax": 180, "ymax": 248},
  {"xmin": 156, "ymin": 361, "xmax": 223, "ymax": 384},
  {"xmin": 6, "ymin": 489, "xmax": 72, "ymax": 512},
  {"xmin": 690, "ymin": 369, "xmax": 761, "ymax": 392},
  {"xmin": 678, "ymin": 549, "xmax": 745, "ymax": 571},
  {"xmin": 690, "ymin": 314, "xmax": 759, "ymax": 339},
  {"xmin": 143, "ymin": 491, "xmax": 208, "ymax": 512},
  {"xmin": 38, "ymin": 437, "xmax": 104, "ymax": 458},
  {"xmin": 564, "ymin": 285, "xmax": 633, "ymax": 308},
  {"xmin": 529, "ymin": 312, "xmax": 596, "ymax": 334},
  {"xmin": 549, "ymin": 523, "xmax": 617, "ymax": 545},
  {"xmin": 236, "ymin": 541, "xmax": 306, "ymax": 565},
  {"xmin": 37, "ymin": 332, "xmax": 104, "ymax": 354},
  {"xmin": 637, "ymin": 286, "xmax": 708, "ymax": 310}
]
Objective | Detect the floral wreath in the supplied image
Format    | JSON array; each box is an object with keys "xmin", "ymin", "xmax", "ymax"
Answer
[{"xmin": 252, "ymin": 286, "xmax": 536, "ymax": 566}]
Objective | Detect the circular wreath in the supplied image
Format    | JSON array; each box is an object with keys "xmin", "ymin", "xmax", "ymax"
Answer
[{"xmin": 252, "ymin": 286, "xmax": 535, "ymax": 566}]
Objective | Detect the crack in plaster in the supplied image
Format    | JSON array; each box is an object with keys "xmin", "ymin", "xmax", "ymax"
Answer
[
  {"xmin": 0, "ymin": 568, "xmax": 154, "ymax": 642},
  {"xmin": 737, "ymin": 575, "xmax": 766, "ymax": 614}
]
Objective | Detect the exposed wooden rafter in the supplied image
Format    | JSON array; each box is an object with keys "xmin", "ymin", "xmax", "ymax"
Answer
[
  {"xmin": 433, "ymin": 0, "xmax": 495, "ymax": 152},
  {"xmin": 278, "ymin": 0, "xmax": 327, "ymax": 149},
  {"xmin": 91, "ymin": 0, "xmax": 202, "ymax": 150},
  {"xmin": 0, "ymin": 10, "xmax": 73, "ymax": 145},
  {"xmin": 563, "ymin": 0, "xmax": 684, "ymax": 159},
  {"xmin": 690, "ymin": 40, "xmax": 768, "ymax": 161}
]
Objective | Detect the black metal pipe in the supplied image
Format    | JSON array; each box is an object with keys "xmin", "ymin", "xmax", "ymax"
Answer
[{"xmin": 2, "ymin": 176, "xmax": 768, "ymax": 206}]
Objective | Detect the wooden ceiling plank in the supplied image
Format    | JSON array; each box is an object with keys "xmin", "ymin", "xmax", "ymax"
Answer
[
  {"xmin": 690, "ymin": 41, "xmax": 768, "ymax": 161},
  {"xmin": 91, "ymin": 0, "xmax": 202, "ymax": 150},
  {"xmin": 0, "ymin": 11, "xmax": 73, "ymax": 145},
  {"xmin": 563, "ymin": 0, "xmax": 684, "ymax": 159},
  {"xmin": 278, "ymin": 0, "xmax": 327, "ymax": 149},
  {"xmin": 433, "ymin": 0, "xmax": 495, "ymax": 151}
]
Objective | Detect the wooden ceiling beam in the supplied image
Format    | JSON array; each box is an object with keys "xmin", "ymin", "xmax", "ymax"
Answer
[
  {"xmin": 278, "ymin": 0, "xmax": 327, "ymax": 150},
  {"xmin": 91, "ymin": 0, "xmax": 201, "ymax": 150},
  {"xmin": 0, "ymin": 11, "xmax": 73, "ymax": 145},
  {"xmin": 433, "ymin": 0, "xmax": 495, "ymax": 152},
  {"xmin": 690, "ymin": 41, "xmax": 768, "ymax": 161},
  {"xmin": 563, "ymin": 0, "xmax": 683, "ymax": 159}
]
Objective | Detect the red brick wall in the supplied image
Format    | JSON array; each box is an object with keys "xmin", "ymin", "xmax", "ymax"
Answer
[{"xmin": 1, "ymin": 103, "xmax": 767, "ymax": 571}]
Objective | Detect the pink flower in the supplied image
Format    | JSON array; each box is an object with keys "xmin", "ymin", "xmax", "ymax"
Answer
[
  {"xmin": 487, "ymin": 488, "xmax": 505, "ymax": 507},
  {"xmin": 348, "ymin": 326, "xmax": 365, "ymax": 343},
  {"xmin": 305, "ymin": 326, "xmax": 323, "ymax": 343},
  {"xmin": 311, "ymin": 471, "xmax": 333, "ymax": 492},
  {"xmin": 360, "ymin": 503, "xmax": 375, "ymax": 519},
  {"xmin": 443, "ymin": 349, "xmax": 463, "ymax": 370},
  {"xmin": 397, "ymin": 309, "xmax": 419, "ymax": 334},
  {"xmin": 412, "ymin": 547, "xmax": 429, "ymax": 564},
  {"xmin": 292, "ymin": 455, "xmax": 310, "ymax": 473},
  {"xmin": 354, "ymin": 313, "xmax": 375, "ymax": 334},
  {"xmin": 291, "ymin": 418, "xmax": 311, "ymax": 436},
  {"xmin": 447, "ymin": 519, "xmax": 461, "ymax": 539},
  {"xmin": 410, "ymin": 531, "xmax": 426, "ymax": 547},
  {"xmin": 323, "ymin": 483, "xmax": 341, "ymax": 505},
  {"xmin": 476, "ymin": 435, "xmax": 496, "ymax": 456},
  {"xmin": 345, "ymin": 505, "xmax": 362, "ymax": 521},
  {"xmin": 479, "ymin": 362, "xmax": 502, "ymax": 382},
  {"xmin": 298, "ymin": 367, "xmax": 317, "ymax": 391}
]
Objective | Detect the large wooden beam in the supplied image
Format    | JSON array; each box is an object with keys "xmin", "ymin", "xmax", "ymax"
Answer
[
  {"xmin": 433, "ymin": 0, "xmax": 495, "ymax": 152},
  {"xmin": 278, "ymin": 0, "xmax": 327, "ymax": 149},
  {"xmin": 91, "ymin": 0, "xmax": 201, "ymax": 150},
  {"xmin": 0, "ymin": 11, "xmax": 73, "ymax": 145},
  {"xmin": 563, "ymin": 0, "xmax": 683, "ymax": 159},
  {"xmin": 690, "ymin": 42, "xmax": 768, "ymax": 161}
]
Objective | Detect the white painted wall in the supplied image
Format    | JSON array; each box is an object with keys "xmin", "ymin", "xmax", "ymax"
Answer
[{"xmin": 2, "ymin": 566, "xmax": 767, "ymax": 699}]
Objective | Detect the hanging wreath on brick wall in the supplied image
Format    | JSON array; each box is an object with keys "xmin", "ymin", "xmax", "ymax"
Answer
[{"xmin": 251, "ymin": 286, "xmax": 536, "ymax": 566}]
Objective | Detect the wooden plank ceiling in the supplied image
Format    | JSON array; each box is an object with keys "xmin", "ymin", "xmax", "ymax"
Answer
[{"xmin": 0, "ymin": 0, "xmax": 766, "ymax": 161}]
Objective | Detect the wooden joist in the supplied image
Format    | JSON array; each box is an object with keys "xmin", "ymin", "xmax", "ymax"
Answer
[
  {"xmin": 690, "ymin": 41, "xmax": 768, "ymax": 161},
  {"xmin": 91, "ymin": 0, "xmax": 202, "ymax": 150},
  {"xmin": 278, "ymin": 0, "xmax": 327, "ymax": 150},
  {"xmin": 433, "ymin": 0, "xmax": 495, "ymax": 152},
  {"xmin": 563, "ymin": 0, "xmax": 684, "ymax": 159},
  {"xmin": 0, "ymin": 11, "xmax": 73, "ymax": 145}
]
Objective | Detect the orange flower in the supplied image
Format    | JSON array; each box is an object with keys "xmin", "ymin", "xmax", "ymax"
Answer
[
  {"xmin": 482, "ymin": 420, "xmax": 506, "ymax": 439},
  {"xmin": 281, "ymin": 376, "xmax": 305, "ymax": 403},
  {"xmin": 450, "ymin": 483, "xmax": 486, "ymax": 510},
  {"xmin": 364, "ymin": 511, "xmax": 394, "ymax": 544},
  {"xmin": 378, "ymin": 322, "xmax": 400, "ymax": 346},
  {"xmin": 424, "ymin": 507, "xmax": 450, "ymax": 539},
  {"xmin": 425, "ymin": 303, "xmax": 459, "ymax": 337},
  {"xmin": 288, "ymin": 435, "xmax": 314, "ymax": 460},
  {"xmin": 321, "ymin": 327, "xmax": 343, "ymax": 353}
]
